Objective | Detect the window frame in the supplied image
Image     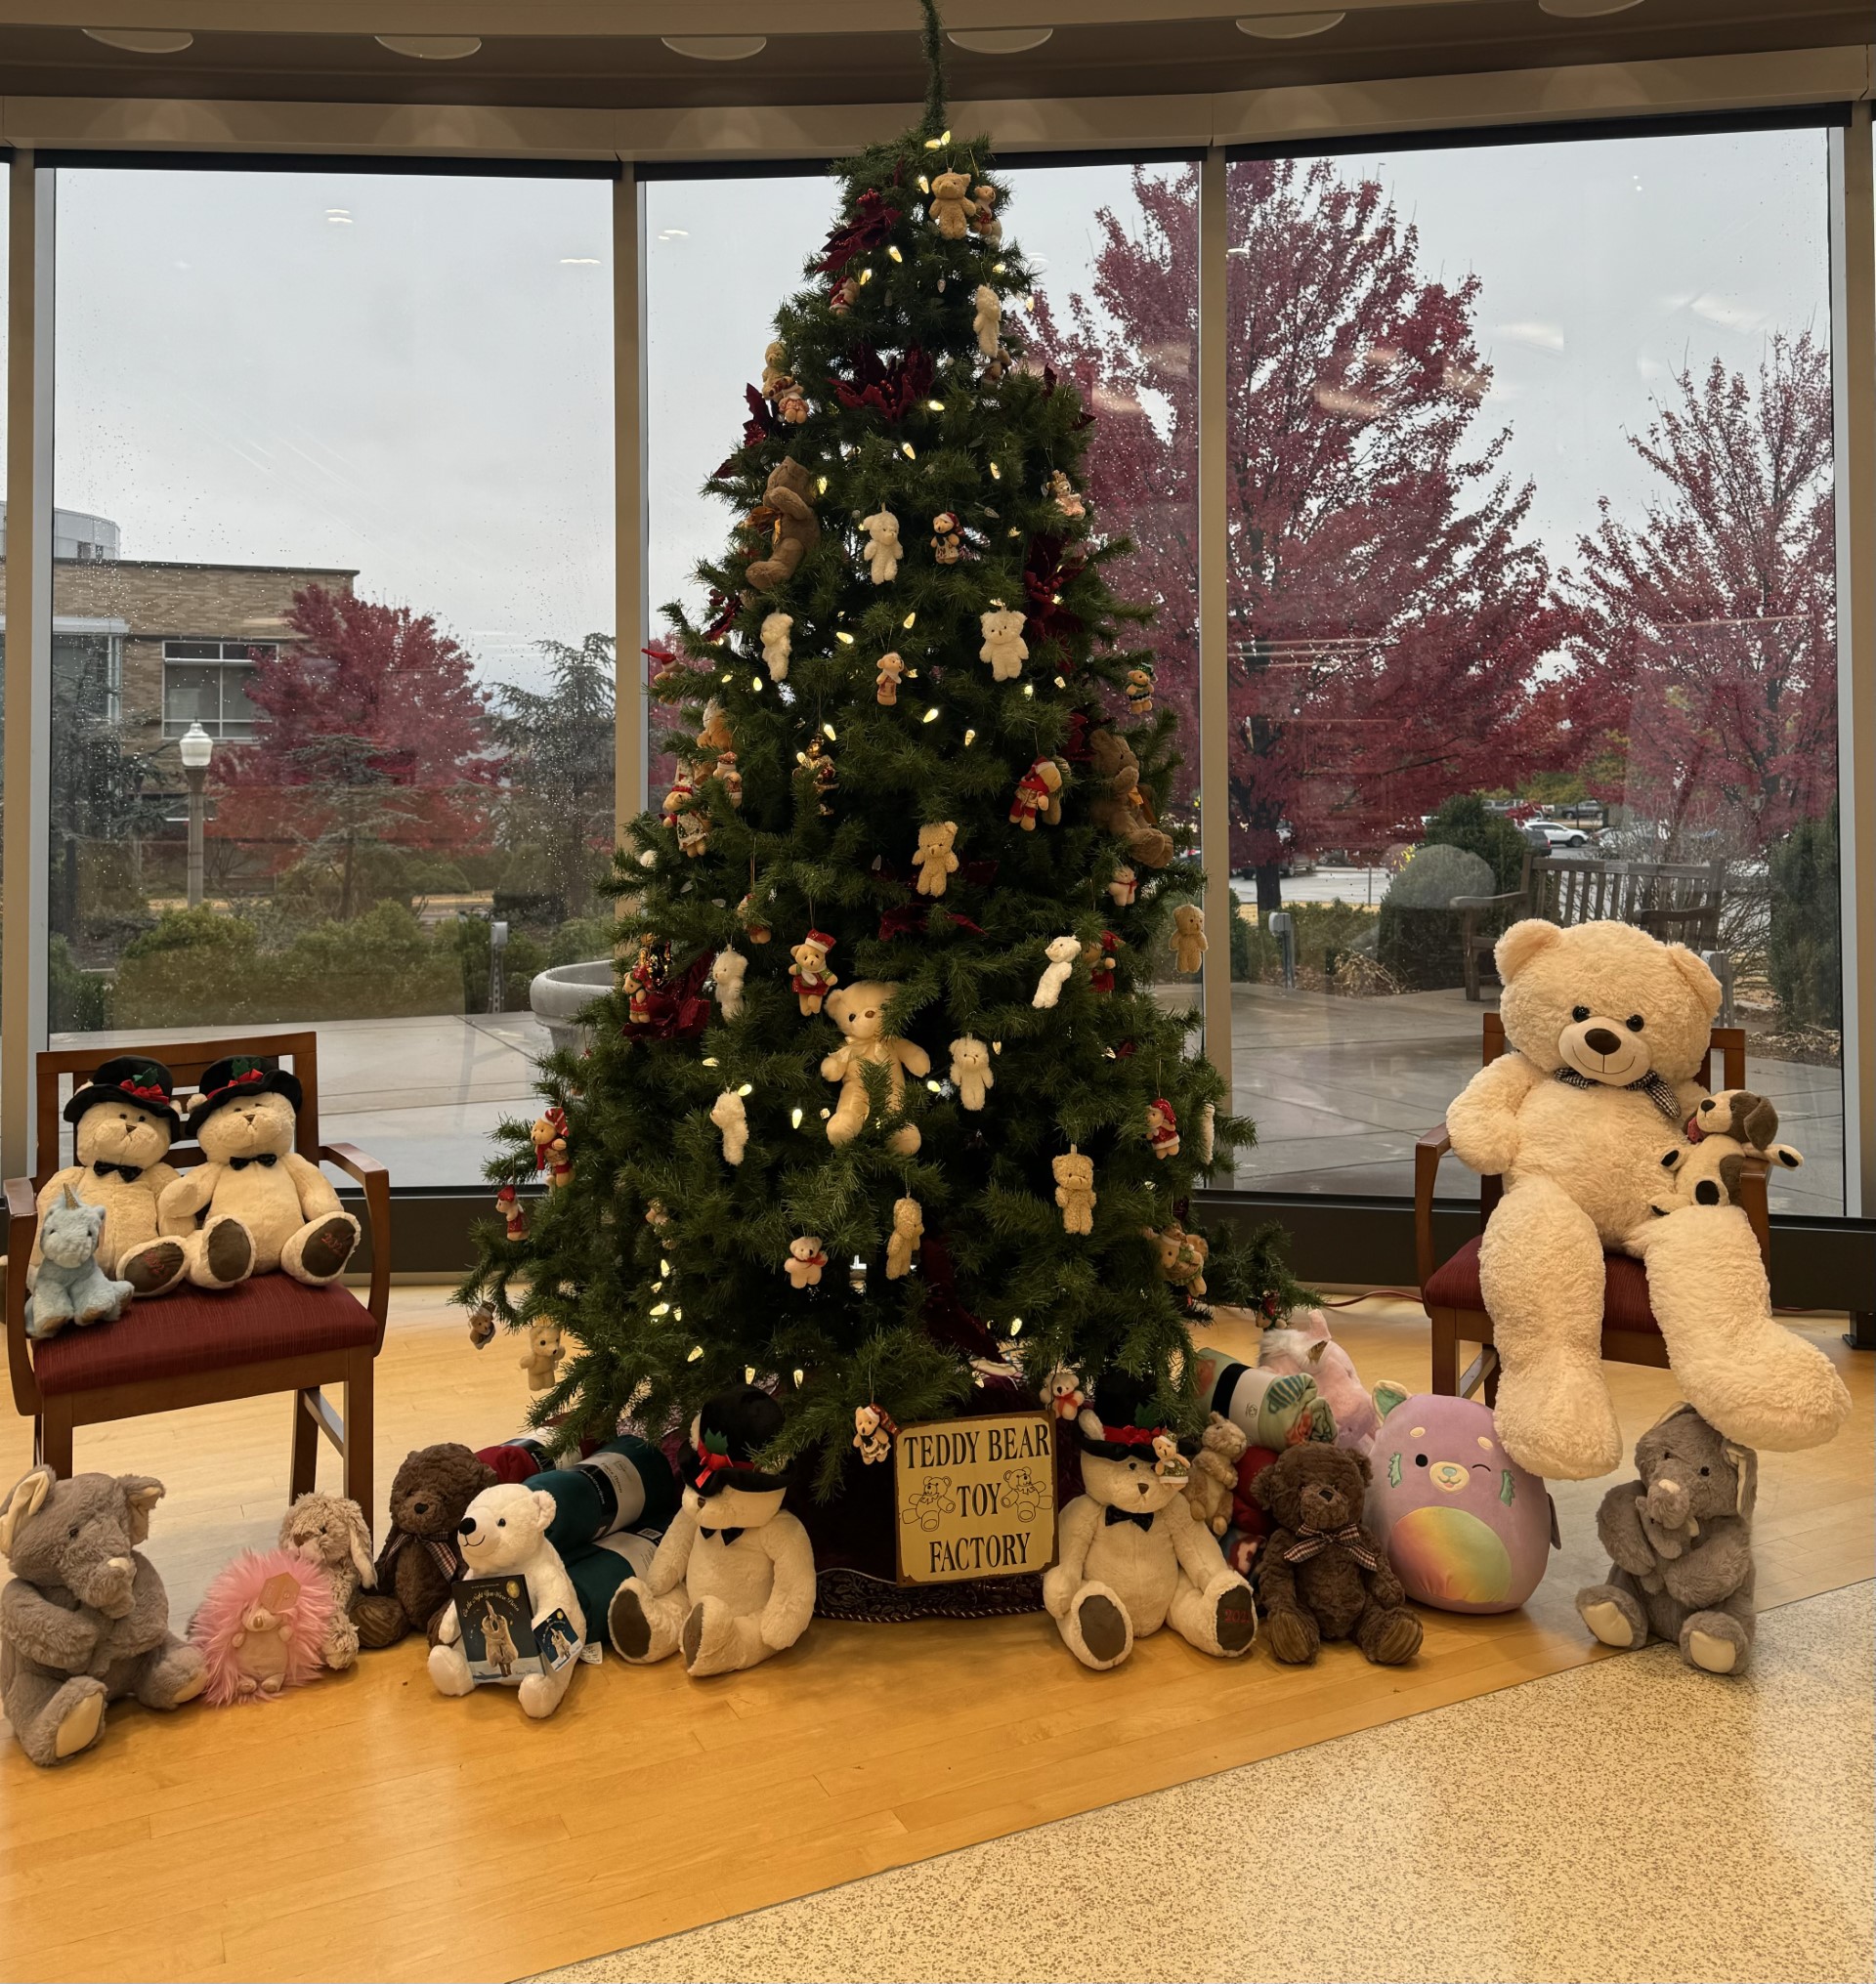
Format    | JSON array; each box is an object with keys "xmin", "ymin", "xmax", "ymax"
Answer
[{"xmin": 160, "ymin": 638, "xmax": 276, "ymax": 740}]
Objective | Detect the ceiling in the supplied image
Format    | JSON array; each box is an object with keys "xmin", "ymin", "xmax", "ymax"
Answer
[{"xmin": 0, "ymin": 1, "xmax": 1864, "ymax": 112}]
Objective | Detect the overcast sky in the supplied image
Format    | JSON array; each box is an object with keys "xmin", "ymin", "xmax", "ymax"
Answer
[{"xmin": 29, "ymin": 122, "xmax": 1831, "ymax": 696}]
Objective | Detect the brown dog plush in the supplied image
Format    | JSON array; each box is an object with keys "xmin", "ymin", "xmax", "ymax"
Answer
[
  {"xmin": 1252, "ymin": 1443, "xmax": 1422, "ymax": 1666},
  {"xmin": 351, "ymin": 1444, "xmax": 496, "ymax": 1650},
  {"xmin": 746, "ymin": 457, "xmax": 821, "ymax": 592}
]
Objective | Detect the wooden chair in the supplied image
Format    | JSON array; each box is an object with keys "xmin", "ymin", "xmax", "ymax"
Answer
[
  {"xmin": 3, "ymin": 1032, "xmax": 390, "ymax": 1528},
  {"xmin": 1456, "ymin": 852, "xmax": 1727, "ymax": 1003},
  {"xmin": 1415, "ymin": 1014, "xmax": 1767, "ymax": 1402}
]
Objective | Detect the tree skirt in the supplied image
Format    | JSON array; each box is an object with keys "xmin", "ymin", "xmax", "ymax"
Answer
[{"xmin": 814, "ymin": 1566, "xmax": 1044, "ymax": 1623}]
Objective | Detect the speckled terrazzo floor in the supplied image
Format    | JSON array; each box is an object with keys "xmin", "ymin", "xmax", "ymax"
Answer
[{"xmin": 533, "ymin": 1581, "xmax": 1875, "ymax": 1984}]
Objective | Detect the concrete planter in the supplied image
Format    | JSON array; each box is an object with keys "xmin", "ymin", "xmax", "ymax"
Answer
[{"xmin": 529, "ymin": 957, "xmax": 613, "ymax": 1057}]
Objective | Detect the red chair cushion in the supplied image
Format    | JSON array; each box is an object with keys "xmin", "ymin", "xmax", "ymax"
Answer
[
  {"xmin": 34, "ymin": 1277, "xmax": 378, "ymax": 1397},
  {"xmin": 1422, "ymin": 1235, "xmax": 1660, "ymax": 1335}
]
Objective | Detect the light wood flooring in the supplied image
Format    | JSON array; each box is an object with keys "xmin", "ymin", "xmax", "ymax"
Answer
[{"xmin": 0, "ymin": 1290, "xmax": 1866, "ymax": 1984}]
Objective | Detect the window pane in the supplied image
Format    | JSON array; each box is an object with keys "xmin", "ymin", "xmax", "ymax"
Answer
[
  {"xmin": 49, "ymin": 167, "xmax": 615, "ymax": 1187},
  {"xmin": 1216, "ymin": 128, "xmax": 1843, "ymax": 1213}
]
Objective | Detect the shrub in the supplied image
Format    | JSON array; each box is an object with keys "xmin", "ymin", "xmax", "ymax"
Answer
[
  {"xmin": 49, "ymin": 935, "xmax": 111, "ymax": 1034},
  {"xmin": 1769, "ymin": 800, "xmax": 1841, "ymax": 1030},
  {"xmin": 1377, "ymin": 842, "xmax": 1496, "ymax": 991},
  {"xmin": 1230, "ymin": 900, "xmax": 1380, "ymax": 986},
  {"xmin": 1424, "ymin": 793, "xmax": 1530, "ymax": 893}
]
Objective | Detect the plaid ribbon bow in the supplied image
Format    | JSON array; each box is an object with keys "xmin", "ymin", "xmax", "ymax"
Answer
[{"xmin": 1283, "ymin": 1522, "xmax": 1382, "ymax": 1573}]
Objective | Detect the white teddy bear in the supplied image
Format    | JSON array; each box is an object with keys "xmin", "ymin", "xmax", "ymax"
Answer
[
  {"xmin": 759, "ymin": 611, "xmax": 792, "ymax": 683},
  {"xmin": 1446, "ymin": 919, "xmax": 1851, "ymax": 1479},
  {"xmin": 1032, "ymin": 935, "xmax": 1081, "ymax": 1010},
  {"xmin": 1045, "ymin": 1374, "xmax": 1257, "ymax": 1671},
  {"xmin": 428, "ymin": 1482, "xmax": 585, "ymax": 1719},
  {"xmin": 973, "ymin": 283, "xmax": 1002, "ymax": 358},
  {"xmin": 710, "ymin": 948, "xmax": 747, "ymax": 1021},
  {"xmin": 948, "ymin": 1036, "xmax": 994, "ymax": 1111},
  {"xmin": 609, "ymin": 1388, "xmax": 815, "ymax": 1679},
  {"xmin": 157, "ymin": 1058, "xmax": 359, "ymax": 1288},
  {"xmin": 978, "ymin": 608, "xmax": 1029, "ymax": 683},
  {"xmin": 861, "ymin": 509, "xmax": 902, "ymax": 584},
  {"xmin": 710, "ymin": 1089, "xmax": 748, "ymax": 1166}
]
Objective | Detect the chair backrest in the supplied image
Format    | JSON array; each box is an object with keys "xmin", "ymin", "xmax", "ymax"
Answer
[
  {"xmin": 1530, "ymin": 854, "xmax": 1726, "ymax": 948},
  {"xmin": 1480, "ymin": 1011, "xmax": 1744, "ymax": 1091},
  {"xmin": 33, "ymin": 1031, "xmax": 322, "ymax": 1190}
]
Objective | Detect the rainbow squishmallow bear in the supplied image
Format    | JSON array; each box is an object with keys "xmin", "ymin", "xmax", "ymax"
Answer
[{"xmin": 1365, "ymin": 1388, "xmax": 1558, "ymax": 1613}]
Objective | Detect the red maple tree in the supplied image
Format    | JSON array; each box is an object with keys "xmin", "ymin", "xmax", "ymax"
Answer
[
  {"xmin": 215, "ymin": 584, "xmax": 493, "ymax": 917},
  {"xmin": 1031, "ymin": 159, "xmax": 1565, "ymax": 910},
  {"xmin": 1559, "ymin": 331, "xmax": 1836, "ymax": 852}
]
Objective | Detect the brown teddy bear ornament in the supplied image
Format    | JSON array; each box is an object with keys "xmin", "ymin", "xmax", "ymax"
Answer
[
  {"xmin": 1086, "ymin": 729, "xmax": 1173, "ymax": 868},
  {"xmin": 1253, "ymin": 1443, "xmax": 1423, "ymax": 1666},
  {"xmin": 745, "ymin": 457, "xmax": 821, "ymax": 592}
]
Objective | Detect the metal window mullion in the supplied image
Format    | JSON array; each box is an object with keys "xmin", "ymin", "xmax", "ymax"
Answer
[
  {"xmin": 1830, "ymin": 104, "xmax": 1875, "ymax": 1220},
  {"xmin": 1197, "ymin": 146, "xmax": 1233, "ymax": 1115},
  {"xmin": 613, "ymin": 160, "xmax": 647, "ymax": 846},
  {"xmin": 3, "ymin": 153, "xmax": 55, "ymax": 1182}
]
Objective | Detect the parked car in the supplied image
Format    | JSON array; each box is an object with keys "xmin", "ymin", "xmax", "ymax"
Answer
[{"xmin": 1523, "ymin": 820, "xmax": 1595, "ymax": 850}]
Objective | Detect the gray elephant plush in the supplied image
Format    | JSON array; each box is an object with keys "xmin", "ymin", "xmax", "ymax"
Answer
[
  {"xmin": 1575, "ymin": 1403, "xmax": 1757, "ymax": 1675},
  {"xmin": 0, "ymin": 1466, "xmax": 206, "ymax": 1765}
]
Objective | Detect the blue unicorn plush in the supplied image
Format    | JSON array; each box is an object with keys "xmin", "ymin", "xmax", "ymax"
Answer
[{"xmin": 24, "ymin": 1189, "xmax": 133, "ymax": 1340}]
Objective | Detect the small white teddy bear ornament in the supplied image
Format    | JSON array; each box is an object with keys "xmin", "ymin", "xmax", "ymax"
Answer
[
  {"xmin": 1033, "ymin": 935, "xmax": 1081, "ymax": 1010},
  {"xmin": 710, "ymin": 948, "xmax": 747, "ymax": 1021},
  {"xmin": 979, "ymin": 608, "xmax": 1029, "ymax": 683},
  {"xmin": 759, "ymin": 612, "xmax": 793, "ymax": 683},
  {"xmin": 1045, "ymin": 1372, "xmax": 1257, "ymax": 1672},
  {"xmin": 861, "ymin": 509, "xmax": 902, "ymax": 584},
  {"xmin": 710, "ymin": 1089, "xmax": 749, "ymax": 1166},
  {"xmin": 609, "ymin": 1387, "xmax": 815, "ymax": 1678},
  {"xmin": 973, "ymin": 283, "xmax": 1002, "ymax": 358},
  {"xmin": 948, "ymin": 1036, "xmax": 994, "ymax": 1111},
  {"xmin": 429, "ymin": 1482, "xmax": 586, "ymax": 1719}
]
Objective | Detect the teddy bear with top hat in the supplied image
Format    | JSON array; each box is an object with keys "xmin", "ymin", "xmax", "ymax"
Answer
[
  {"xmin": 157, "ymin": 1057, "xmax": 361, "ymax": 1289},
  {"xmin": 1044, "ymin": 1370, "xmax": 1257, "ymax": 1672},
  {"xmin": 29, "ymin": 1056, "xmax": 190, "ymax": 1305},
  {"xmin": 608, "ymin": 1385, "xmax": 815, "ymax": 1679}
]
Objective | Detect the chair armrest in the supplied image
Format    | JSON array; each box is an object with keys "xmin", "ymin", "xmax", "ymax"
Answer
[
  {"xmin": 4, "ymin": 1176, "xmax": 43, "ymax": 1416},
  {"xmin": 1732, "ymin": 1153, "xmax": 1770, "ymax": 1269},
  {"xmin": 1414, "ymin": 1125, "xmax": 1451, "ymax": 1291},
  {"xmin": 1449, "ymin": 891, "xmax": 1524, "ymax": 912},
  {"xmin": 321, "ymin": 1144, "xmax": 391, "ymax": 1337}
]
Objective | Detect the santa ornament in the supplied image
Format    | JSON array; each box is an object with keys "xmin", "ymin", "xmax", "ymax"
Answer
[
  {"xmin": 497, "ymin": 1185, "xmax": 529, "ymax": 1242},
  {"xmin": 531, "ymin": 1108, "xmax": 573, "ymax": 1189},
  {"xmin": 1146, "ymin": 1098, "xmax": 1180, "ymax": 1161},
  {"xmin": 789, "ymin": 930, "xmax": 838, "ymax": 1015}
]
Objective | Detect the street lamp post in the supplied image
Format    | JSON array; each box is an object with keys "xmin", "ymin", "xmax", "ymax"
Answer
[{"xmin": 179, "ymin": 722, "xmax": 213, "ymax": 909}]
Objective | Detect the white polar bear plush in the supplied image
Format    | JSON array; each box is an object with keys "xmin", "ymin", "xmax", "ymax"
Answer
[
  {"xmin": 156, "ymin": 1058, "xmax": 360, "ymax": 1289},
  {"xmin": 978, "ymin": 608, "xmax": 1029, "ymax": 683},
  {"xmin": 29, "ymin": 1057, "xmax": 189, "ymax": 1300},
  {"xmin": 1446, "ymin": 919, "xmax": 1850, "ymax": 1480},
  {"xmin": 861, "ymin": 509, "xmax": 902, "ymax": 584},
  {"xmin": 1044, "ymin": 1372, "xmax": 1257, "ymax": 1671},
  {"xmin": 608, "ymin": 1388, "xmax": 814, "ymax": 1679},
  {"xmin": 428, "ymin": 1482, "xmax": 585, "ymax": 1719}
]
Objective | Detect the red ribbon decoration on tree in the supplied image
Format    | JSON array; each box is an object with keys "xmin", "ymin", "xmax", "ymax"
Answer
[
  {"xmin": 742, "ymin": 382, "xmax": 781, "ymax": 447},
  {"xmin": 815, "ymin": 189, "xmax": 903, "ymax": 276},
  {"xmin": 833, "ymin": 344, "xmax": 934, "ymax": 424},
  {"xmin": 877, "ymin": 905, "xmax": 986, "ymax": 942},
  {"xmin": 1022, "ymin": 534, "xmax": 1087, "ymax": 657},
  {"xmin": 620, "ymin": 954, "xmax": 715, "ymax": 1043},
  {"xmin": 1099, "ymin": 1422, "xmax": 1164, "ymax": 1448}
]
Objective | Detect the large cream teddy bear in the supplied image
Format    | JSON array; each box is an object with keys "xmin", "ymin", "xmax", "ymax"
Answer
[
  {"xmin": 29, "ymin": 1058, "xmax": 189, "ymax": 1300},
  {"xmin": 608, "ymin": 1387, "xmax": 814, "ymax": 1678},
  {"xmin": 821, "ymin": 981, "xmax": 930, "ymax": 1155},
  {"xmin": 428, "ymin": 1481, "xmax": 585, "ymax": 1718},
  {"xmin": 1045, "ymin": 1372, "xmax": 1257, "ymax": 1671},
  {"xmin": 1447, "ymin": 920, "xmax": 1851, "ymax": 1479},
  {"xmin": 157, "ymin": 1058, "xmax": 360, "ymax": 1289}
]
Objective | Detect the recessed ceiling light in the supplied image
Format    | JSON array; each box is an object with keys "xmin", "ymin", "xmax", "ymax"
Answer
[
  {"xmin": 374, "ymin": 33, "xmax": 482, "ymax": 60},
  {"xmin": 947, "ymin": 28, "xmax": 1053, "ymax": 54},
  {"xmin": 560, "ymin": 257, "xmax": 601, "ymax": 266},
  {"xmin": 82, "ymin": 26, "xmax": 193, "ymax": 54},
  {"xmin": 1236, "ymin": 11, "xmax": 1345, "ymax": 36},
  {"xmin": 1537, "ymin": 0, "xmax": 1643, "ymax": 12},
  {"xmin": 661, "ymin": 35, "xmax": 767, "ymax": 61}
]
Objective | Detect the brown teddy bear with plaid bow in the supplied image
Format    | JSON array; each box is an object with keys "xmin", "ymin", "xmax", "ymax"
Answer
[{"xmin": 1253, "ymin": 1442, "xmax": 1422, "ymax": 1666}]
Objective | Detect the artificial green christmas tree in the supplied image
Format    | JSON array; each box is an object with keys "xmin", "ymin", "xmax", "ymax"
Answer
[{"xmin": 458, "ymin": 8, "xmax": 1252, "ymax": 1501}]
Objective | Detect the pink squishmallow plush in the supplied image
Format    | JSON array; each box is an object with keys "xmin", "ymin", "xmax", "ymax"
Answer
[
  {"xmin": 191, "ymin": 1545, "xmax": 336, "ymax": 1704},
  {"xmin": 1259, "ymin": 1311, "xmax": 1384, "ymax": 1455},
  {"xmin": 1365, "ymin": 1389, "xmax": 1558, "ymax": 1614}
]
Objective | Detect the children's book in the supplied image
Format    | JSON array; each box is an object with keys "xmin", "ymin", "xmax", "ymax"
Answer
[{"xmin": 450, "ymin": 1575, "xmax": 578, "ymax": 1685}]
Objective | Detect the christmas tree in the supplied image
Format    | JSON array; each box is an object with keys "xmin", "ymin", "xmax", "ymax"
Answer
[{"xmin": 458, "ymin": 4, "xmax": 1252, "ymax": 1495}]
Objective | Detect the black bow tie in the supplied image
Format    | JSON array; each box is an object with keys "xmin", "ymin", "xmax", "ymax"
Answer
[
  {"xmin": 229, "ymin": 1153, "xmax": 278, "ymax": 1170},
  {"xmin": 92, "ymin": 1160, "xmax": 144, "ymax": 1181},
  {"xmin": 1104, "ymin": 1505, "xmax": 1156, "ymax": 1531},
  {"xmin": 700, "ymin": 1526, "xmax": 744, "ymax": 1546}
]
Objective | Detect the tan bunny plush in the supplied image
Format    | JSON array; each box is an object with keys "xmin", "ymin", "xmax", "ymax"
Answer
[{"xmin": 278, "ymin": 1493, "xmax": 375, "ymax": 1670}]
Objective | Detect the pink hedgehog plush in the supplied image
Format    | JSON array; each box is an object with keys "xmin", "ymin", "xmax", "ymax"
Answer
[{"xmin": 192, "ymin": 1546, "xmax": 336, "ymax": 1705}]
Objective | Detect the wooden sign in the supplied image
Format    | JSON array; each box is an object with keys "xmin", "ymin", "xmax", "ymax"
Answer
[{"xmin": 893, "ymin": 1413, "xmax": 1057, "ymax": 1585}]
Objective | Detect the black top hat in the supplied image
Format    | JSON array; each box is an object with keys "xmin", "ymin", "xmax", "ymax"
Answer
[
  {"xmin": 64, "ymin": 1056, "xmax": 182, "ymax": 1130},
  {"xmin": 186, "ymin": 1055, "xmax": 305, "ymax": 1134},
  {"xmin": 690, "ymin": 1385, "xmax": 789, "ymax": 1498},
  {"xmin": 1077, "ymin": 1368, "xmax": 1171, "ymax": 1461}
]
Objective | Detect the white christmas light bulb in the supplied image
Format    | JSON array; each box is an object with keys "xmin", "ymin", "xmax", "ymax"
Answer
[
  {"xmin": 751, "ymin": 675, "xmax": 764, "ymax": 693},
  {"xmin": 686, "ymin": 1344, "xmax": 704, "ymax": 1362},
  {"xmin": 963, "ymin": 729, "xmax": 976, "ymax": 745},
  {"xmin": 823, "ymin": 721, "xmax": 837, "ymax": 740},
  {"xmin": 746, "ymin": 1365, "xmax": 756, "ymax": 1383},
  {"xmin": 922, "ymin": 707, "xmax": 940, "ymax": 724},
  {"xmin": 903, "ymin": 612, "xmax": 917, "ymax": 628},
  {"xmin": 902, "ymin": 443, "xmax": 917, "ymax": 459},
  {"xmin": 738, "ymin": 1083, "xmax": 753, "ymax": 1097},
  {"xmin": 791, "ymin": 1106, "xmax": 804, "ymax": 1128},
  {"xmin": 888, "ymin": 245, "xmax": 904, "ymax": 263},
  {"xmin": 650, "ymin": 1301, "xmax": 671, "ymax": 1317}
]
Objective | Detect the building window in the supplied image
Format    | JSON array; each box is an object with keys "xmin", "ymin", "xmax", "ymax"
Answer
[{"xmin": 161, "ymin": 639, "xmax": 276, "ymax": 739}]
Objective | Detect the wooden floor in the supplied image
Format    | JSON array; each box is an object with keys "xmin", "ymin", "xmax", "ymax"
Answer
[{"xmin": 0, "ymin": 1290, "xmax": 1866, "ymax": 1984}]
